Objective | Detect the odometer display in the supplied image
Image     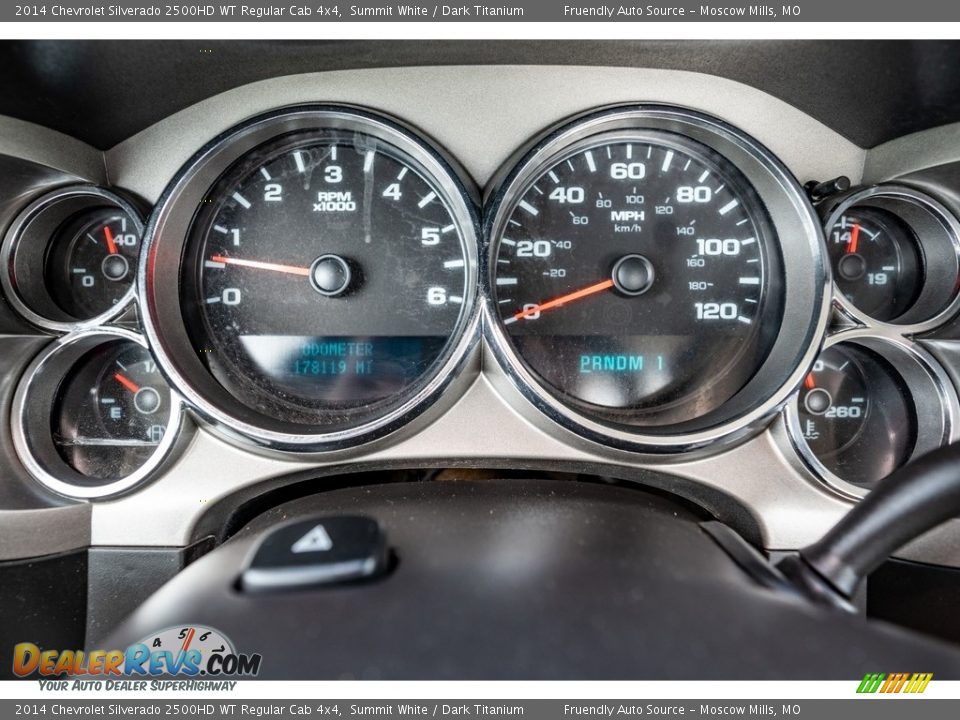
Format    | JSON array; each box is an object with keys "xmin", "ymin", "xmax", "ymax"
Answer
[
  {"xmin": 181, "ymin": 126, "xmax": 472, "ymax": 428},
  {"xmin": 491, "ymin": 130, "xmax": 785, "ymax": 430}
]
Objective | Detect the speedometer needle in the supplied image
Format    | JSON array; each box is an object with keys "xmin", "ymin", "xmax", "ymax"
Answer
[
  {"xmin": 509, "ymin": 279, "xmax": 614, "ymax": 323},
  {"xmin": 209, "ymin": 255, "xmax": 311, "ymax": 277}
]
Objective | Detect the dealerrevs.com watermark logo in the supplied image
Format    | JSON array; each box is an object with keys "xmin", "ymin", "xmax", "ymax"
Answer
[
  {"xmin": 13, "ymin": 625, "xmax": 261, "ymax": 688},
  {"xmin": 857, "ymin": 673, "xmax": 933, "ymax": 694}
]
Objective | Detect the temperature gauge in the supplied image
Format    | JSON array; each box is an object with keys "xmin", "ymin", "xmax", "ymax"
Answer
[{"xmin": 789, "ymin": 340, "xmax": 946, "ymax": 496}]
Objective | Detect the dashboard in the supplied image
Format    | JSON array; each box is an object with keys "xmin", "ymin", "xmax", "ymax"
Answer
[{"xmin": 4, "ymin": 40, "xmax": 960, "ymax": 583}]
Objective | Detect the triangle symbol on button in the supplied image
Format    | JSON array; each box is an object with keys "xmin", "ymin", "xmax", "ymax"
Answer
[{"xmin": 291, "ymin": 524, "xmax": 334, "ymax": 553}]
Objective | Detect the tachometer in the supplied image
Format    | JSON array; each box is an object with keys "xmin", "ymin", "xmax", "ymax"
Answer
[
  {"xmin": 485, "ymin": 107, "xmax": 829, "ymax": 450},
  {"xmin": 140, "ymin": 107, "xmax": 479, "ymax": 450}
]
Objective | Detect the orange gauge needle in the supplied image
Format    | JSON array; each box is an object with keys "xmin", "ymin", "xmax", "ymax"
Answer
[
  {"xmin": 180, "ymin": 627, "xmax": 196, "ymax": 653},
  {"xmin": 114, "ymin": 373, "xmax": 141, "ymax": 394},
  {"xmin": 847, "ymin": 223, "xmax": 861, "ymax": 254},
  {"xmin": 209, "ymin": 255, "xmax": 311, "ymax": 277},
  {"xmin": 512, "ymin": 278, "xmax": 614, "ymax": 322},
  {"xmin": 804, "ymin": 373, "xmax": 816, "ymax": 390},
  {"xmin": 104, "ymin": 225, "xmax": 119, "ymax": 255}
]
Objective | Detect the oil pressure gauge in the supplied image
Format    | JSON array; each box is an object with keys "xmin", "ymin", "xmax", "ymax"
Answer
[
  {"xmin": 1, "ymin": 186, "xmax": 143, "ymax": 331},
  {"xmin": 46, "ymin": 207, "xmax": 140, "ymax": 320}
]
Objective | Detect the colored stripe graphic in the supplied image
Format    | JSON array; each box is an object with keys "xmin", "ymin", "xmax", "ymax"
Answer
[
  {"xmin": 857, "ymin": 672, "xmax": 932, "ymax": 693},
  {"xmin": 857, "ymin": 673, "xmax": 885, "ymax": 693}
]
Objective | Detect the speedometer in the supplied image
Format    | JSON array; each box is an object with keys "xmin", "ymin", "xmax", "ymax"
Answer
[
  {"xmin": 485, "ymin": 107, "xmax": 829, "ymax": 450},
  {"xmin": 140, "ymin": 107, "xmax": 479, "ymax": 450}
]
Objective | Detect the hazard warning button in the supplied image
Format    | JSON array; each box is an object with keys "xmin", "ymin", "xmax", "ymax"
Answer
[{"xmin": 241, "ymin": 515, "xmax": 388, "ymax": 593}]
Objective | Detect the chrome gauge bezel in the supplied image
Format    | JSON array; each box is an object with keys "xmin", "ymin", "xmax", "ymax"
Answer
[
  {"xmin": 819, "ymin": 184, "xmax": 960, "ymax": 332},
  {"xmin": 0, "ymin": 186, "xmax": 143, "ymax": 332},
  {"xmin": 138, "ymin": 105, "xmax": 481, "ymax": 453},
  {"xmin": 784, "ymin": 328, "xmax": 958, "ymax": 501},
  {"xmin": 11, "ymin": 328, "xmax": 186, "ymax": 500},
  {"xmin": 482, "ymin": 105, "xmax": 831, "ymax": 453}
]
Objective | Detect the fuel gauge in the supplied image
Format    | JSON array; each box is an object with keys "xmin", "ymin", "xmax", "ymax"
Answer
[
  {"xmin": 53, "ymin": 341, "xmax": 172, "ymax": 480},
  {"xmin": 13, "ymin": 330, "xmax": 184, "ymax": 499}
]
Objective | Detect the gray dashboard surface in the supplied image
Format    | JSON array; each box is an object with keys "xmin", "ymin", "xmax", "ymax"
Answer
[
  {"xmin": 4, "ymin": 40, "xmax": 960, "ymax": 150},
  {"xmin": 105, "ymin": 479, "xmax": 960, "ymax": 679}
]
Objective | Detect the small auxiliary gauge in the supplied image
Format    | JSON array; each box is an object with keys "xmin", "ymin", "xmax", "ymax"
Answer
[
  {"xmin": 46, "ymin": 207, "xmax": 140, "ymax": 320},
  {"xmin": 1, "ymin": 186, "xmax": 143, "ymax": 331},
  {"xmin": 52, "ymin": 342, "xmax": 171, "ymax": 480},
  {"xmin": 820, "ymin": 185, "xmax": 960, "ymax": 330},
  {"xmin": 12, "ymin": 330, "xmax": 184, "ymax": 499},
  {"xmin": 797, "ymin": 344, "xmax": 915, "ymax": 488},
  {"xmin": 787, "ymin": 334, "xmax": 956, "ymax": 499},
  {"xmin": 826, "ymin": 207, "xmax": 923, "ymax": 322}
]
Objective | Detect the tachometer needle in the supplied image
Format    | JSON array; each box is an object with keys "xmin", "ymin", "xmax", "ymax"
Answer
[
  {"xmin": 104, "ymin": 226, "xmax": 118, "ymax": 255},
  {"xmin": 209, "ymin": 255, "xmax": 311, "ymax": 277},
  {"xmin": 114, "ymin": 373, "xmax": 141, "ymax": 394},
  {"xmin": 847, "ymin": 223, "xmax": 861, "ymax": 254},
  {"xmin": 509, "ymin": 278, "xmax": 614, "ymax": 323}
]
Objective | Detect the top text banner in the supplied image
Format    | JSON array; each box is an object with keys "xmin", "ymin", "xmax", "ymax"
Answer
[{"xmin": 5, "ymin": 0, "xmax": 960, "ymax": 22}]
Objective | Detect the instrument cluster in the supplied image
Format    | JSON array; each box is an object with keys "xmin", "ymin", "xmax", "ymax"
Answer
[{"xmin": 4, "ymin": 103, "xmax": 960, "ymax": 501}]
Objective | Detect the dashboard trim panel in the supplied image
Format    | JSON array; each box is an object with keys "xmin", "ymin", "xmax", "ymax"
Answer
[{"xmin": 3, "ymin": 65, "xmax": 960, "ymax": 570}]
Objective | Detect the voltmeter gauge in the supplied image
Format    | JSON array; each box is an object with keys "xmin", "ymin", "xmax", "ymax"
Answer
[
  {"xmin": 826, "ymin": 207, "xmax": 923, "ymax": 322},
  {"xmin": 820, "ymin": 185, "xmax": 960, "ymax": 330}
]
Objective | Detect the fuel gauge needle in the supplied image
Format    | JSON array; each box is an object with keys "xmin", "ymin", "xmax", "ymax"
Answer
[
  {"xmin": 114, "ymin": 373, "xmax": 141, "ymax": 394},
  {"xmin": 506, "ymin": 278, "xmax": 614, "ymax": 324},
  {"xmin": 209, "ymin": 255, "xmax": 311, "ymax": 277}
]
